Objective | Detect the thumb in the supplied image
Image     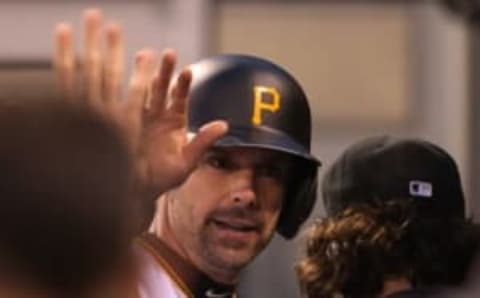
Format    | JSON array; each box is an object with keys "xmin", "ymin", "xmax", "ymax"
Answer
[{"xmin": 182, "ymin": 120, "xmax": 228, "ymax": 170}]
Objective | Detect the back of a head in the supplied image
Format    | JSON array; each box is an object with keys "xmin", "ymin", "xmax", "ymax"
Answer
[
  {"xmin": 298, "ymin": 200, "xmax": 480, "ymax": 297},
  {"xmin": 297, "ymin": 201, "xmax": 415, "ymax": 298},
  {"xmin": 321, "ymin": 135, "xmax": 479, "ymax": 286},
  {"xmin": 322, "ymin": 135, "xmax": 465, "ymax": 220},
  {"xmin": 0, "ymin": 99, "xmax": 133, "ymax": 295}
]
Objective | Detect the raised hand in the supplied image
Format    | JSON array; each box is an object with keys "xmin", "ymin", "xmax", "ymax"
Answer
[
  {"xmin": 53, "ymin": 9, "xmax": 228, "ymax": 211},
  {"xmin": 135, "ymin": 50, "xmax": 229, "ymax": 197}
]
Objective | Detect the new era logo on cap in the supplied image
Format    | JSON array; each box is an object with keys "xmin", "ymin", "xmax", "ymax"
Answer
[{"xmin": 409, "ymin": 180, "xmax": 433, "ymax": 198}]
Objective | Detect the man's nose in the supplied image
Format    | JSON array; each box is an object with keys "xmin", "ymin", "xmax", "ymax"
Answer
[{"xmin": 228, "ymin": 168, "xmax": 258, "ymax": 209}]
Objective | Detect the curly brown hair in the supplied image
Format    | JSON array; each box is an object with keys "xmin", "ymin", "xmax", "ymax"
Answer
[
  {"xmin": 296, "ymin": 199, "xmax": 480, "ymax": 298},
  {"xmin": 297, "ymin": 200, "xmax": 414, "ymax": 298}
]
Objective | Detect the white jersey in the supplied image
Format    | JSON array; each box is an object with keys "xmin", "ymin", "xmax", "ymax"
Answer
[{"xmin": 136, "ymin": 244, "xmax": 188, "ymax": 298}]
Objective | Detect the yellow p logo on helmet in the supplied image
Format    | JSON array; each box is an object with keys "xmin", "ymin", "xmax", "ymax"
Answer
[{"xmin": 251, "ymin": 86, "xmax": 281, "ymax": 126}]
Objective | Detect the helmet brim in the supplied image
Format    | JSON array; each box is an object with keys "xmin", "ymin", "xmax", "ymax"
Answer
[{"xmin": 190, "ymin": 125, "xmax": 321, "ymax": 166}]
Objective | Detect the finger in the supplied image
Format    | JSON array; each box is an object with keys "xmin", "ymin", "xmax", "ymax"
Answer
[
  {"xmin": 104, "ymin": 23, "xmax": 124, "ymax": 103},
  {"xmin": 168, "ymin": 67, "xmax": 192, "ymax": 115},
  {"xmin": 143, "ymin": 53, "xmax": 158, "ymax": 110},
  {"xmin": 127, "ymin": 49, "xmax": 156, "ymax": 113},
  {"xmin": 183, "ymin": 120, "xmax": 228, "ymax": 170},
  {"xmin": 54, "ymin": 23, "xmax": 76, "ymax": 100},
  {"xmin": 83, "ymin": 8, "xmax": 103, "ymax": 104},
  {"xmin": 150, "ymin": 49, "xmax": 176, "ymax": 114}
]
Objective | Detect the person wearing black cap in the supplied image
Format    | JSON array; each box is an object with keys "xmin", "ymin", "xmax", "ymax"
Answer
[
  {"xmin": 54, "ymin": 9, "xmax": 320, "ymax": 298},
  {"xmin": 297, "ymin": 135, "xmax": 480, "ymax": 298},
  {"xmin": 322, "ymin": 135, "xmax": 465, "ymax": 220}
]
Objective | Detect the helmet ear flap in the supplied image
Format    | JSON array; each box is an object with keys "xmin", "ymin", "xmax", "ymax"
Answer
[{"xmin": 277, "ymin": 164, "xmax": 318, "ymax": 239}]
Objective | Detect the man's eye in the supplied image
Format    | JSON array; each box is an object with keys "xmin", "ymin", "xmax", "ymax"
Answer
[
  {"xmin": 257, "ymin": 165, "xmax": 285, "ymax": 180},
  {"xmin": 205, "ymin": 155, "xmax": 230, "ymax": 170}
]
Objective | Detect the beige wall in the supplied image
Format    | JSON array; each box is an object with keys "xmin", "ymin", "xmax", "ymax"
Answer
[
  {"xmin": 0, "ymin": 1, "xmax": 206, "ymax": 68},
  {"xmin": 216, "ymin": 2, "xmax": 412, "ymax": 124}
]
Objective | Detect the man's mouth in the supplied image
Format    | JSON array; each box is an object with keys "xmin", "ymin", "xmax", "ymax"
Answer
[{"xmin": 211, "ymin": 218, "xmax": 260, "ymax": 233}]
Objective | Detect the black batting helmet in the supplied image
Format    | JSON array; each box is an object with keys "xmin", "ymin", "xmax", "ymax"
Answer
[{"xmin": 188, "ymin": 54, "xmax": 320, "ymax": 238}]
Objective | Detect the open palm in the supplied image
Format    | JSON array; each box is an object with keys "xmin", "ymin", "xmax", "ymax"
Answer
[{"xmin": 53, "ymin": 9, "xmax": 227, "ymax": 209}]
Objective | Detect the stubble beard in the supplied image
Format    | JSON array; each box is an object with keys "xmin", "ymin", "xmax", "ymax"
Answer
[{"xmin": 196, "ymin": 224, "xmax": 264, "ymax": 278}]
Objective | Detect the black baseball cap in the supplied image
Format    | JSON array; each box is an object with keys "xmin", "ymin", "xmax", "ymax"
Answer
[{"xmin": 322, "ymin": 135, "xmax": 465, "ymax": 219}]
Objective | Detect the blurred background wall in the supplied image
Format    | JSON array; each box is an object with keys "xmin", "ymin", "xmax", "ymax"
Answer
[{"xmin": 0, "ymin": 0, "xmax": 473, "ymax": 297}]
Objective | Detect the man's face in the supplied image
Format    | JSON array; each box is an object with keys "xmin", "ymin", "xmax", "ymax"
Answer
[{"xmin": 168, "ymin": 147, "xmax": 292, "ymax": 280}]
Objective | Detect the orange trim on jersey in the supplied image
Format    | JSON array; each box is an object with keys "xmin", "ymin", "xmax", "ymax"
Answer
[{"xmin": 136, "ymin": 237, "xmax": 194, "ymax": 298}]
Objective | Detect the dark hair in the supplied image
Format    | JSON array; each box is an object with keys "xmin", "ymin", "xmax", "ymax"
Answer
[
  {"xmin": 0, "ymin": 99, "xmax": 133, "ymax": 294},
  {"xmin": 297, "ymin": 199, "xmax": 480, "ymax": 298}
]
